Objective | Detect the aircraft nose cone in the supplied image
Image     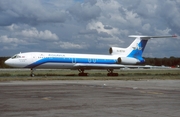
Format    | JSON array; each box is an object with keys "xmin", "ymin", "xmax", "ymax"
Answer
[
  {"xmin": 5, "ymin": 59, "xmax": 12, "ymax": 66},
  {"xmin": 5, "ymin": 59, "xmax": 9, "ymax": 65},
  {"xmin": 5, "ymin": 58, "xmax": 26, "ymax": 68}
]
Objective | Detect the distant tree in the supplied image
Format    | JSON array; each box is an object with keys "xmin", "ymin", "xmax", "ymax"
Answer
[
  {"xmin": 162, "ymin": 57, "xmax": 168, "ymax": 66},
  {"xmin": 154, "ymin": 58, "xmax": 162, "ymax": 66},
  {"xmin": 144, "ymin": 57, "xmax": 180, "ymax": 66},
  {"xmin": 169, "ymin": 56, "xmax": 176, "ymax": 66},
  {"xmin": 0, "ymin": 57, "xmax": 10, "ymax": 68}
]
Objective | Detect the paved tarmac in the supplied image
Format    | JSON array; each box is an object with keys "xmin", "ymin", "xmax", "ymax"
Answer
[{"xmin": 0, "ymin": 80, "xmax": 180, "ymax": 117}]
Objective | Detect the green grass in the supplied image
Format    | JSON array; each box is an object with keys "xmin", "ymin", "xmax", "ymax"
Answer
[{"xmin": 0, "ymin": 69, "xmax": 180, "ymax": 81}]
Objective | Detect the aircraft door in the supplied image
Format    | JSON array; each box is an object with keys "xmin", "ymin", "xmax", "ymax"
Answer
[{"xmin": 31, "ymin": 53, "xmax": 37, "ymax": 62}]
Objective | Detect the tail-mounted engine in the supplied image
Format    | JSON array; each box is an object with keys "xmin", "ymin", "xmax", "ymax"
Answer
[
  {"xmin": 116, "ymin": 57, "xmax": 140, "ymax": 64},
  {"xmin": 109, "ymin": 47, "xmax": 143, "ymax": 64},
  {"xmin": 109, "ymin": 47, "xmax": 126, "ymax": 55}
]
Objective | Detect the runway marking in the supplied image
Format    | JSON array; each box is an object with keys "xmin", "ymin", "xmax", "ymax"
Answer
[
  {"xmin": 140, "ymin": 91, "xmax": 163, "ymax": 95},
  {"xmin": 42, "ymin": 97, "xmax": 51, "ymax": 100}
]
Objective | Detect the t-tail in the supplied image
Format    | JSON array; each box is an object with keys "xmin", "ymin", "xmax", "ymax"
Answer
[{"xmin": 109, "ymin": 35, "xmax": 177, "ymax": 64}]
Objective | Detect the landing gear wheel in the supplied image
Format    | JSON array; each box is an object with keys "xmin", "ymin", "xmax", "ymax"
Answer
[
  {"xmin": 30, "ymin": 68, "xmax": 35, "ymax": 77},
  {"xmin": 78, "ymin": 73, "xmax": 88, "ymax": 76},
  {"xmin": 30, "ymin": 74, "xmax": 35, "ymax": 77},
  {"xmin": 107, "ymin": 69, "xmax": 118, "ymax": 76},
  {"xmin": 107, "ymin": 73, "xmax": 118, "ymax": 76},
  {"xmin": 78, "ymin": 69, "xmax": 88, "ymax": 76}
]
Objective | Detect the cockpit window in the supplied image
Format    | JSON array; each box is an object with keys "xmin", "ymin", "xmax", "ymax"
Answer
[
  {"xmin": 11, "ymin": 55, "xmax": 17, "ymax": 59},
  {"xmin": 11, "ymin": 55, "xmax": 21, "ymax": 59}
]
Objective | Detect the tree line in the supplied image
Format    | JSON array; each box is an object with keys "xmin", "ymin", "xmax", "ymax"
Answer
[
  {"xmin": 0, "ymin": 56, "xmax": 180, "ymax": 68},
  {"xmin": 142, "ymin": 57, "xmax": 180, "ymax": 67},
  {"xmin": 0, "ymin": 57, "xmax": 11, "ymax": 68}
]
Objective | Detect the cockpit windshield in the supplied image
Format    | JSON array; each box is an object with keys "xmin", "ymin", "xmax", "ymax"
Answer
[{"xmin": 11, "ymin": 54, "xmax": 21, "ymax": 59}]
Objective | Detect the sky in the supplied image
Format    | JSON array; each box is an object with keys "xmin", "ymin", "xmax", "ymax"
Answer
[{"xmin": 0, "ymin": 0, "xmax": 180, "ymax": 57}]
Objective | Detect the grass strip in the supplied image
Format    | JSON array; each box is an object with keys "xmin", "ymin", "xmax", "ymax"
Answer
[{"xmin": 0, "ymin": 69, "xmax": 179, "ymax": 81}]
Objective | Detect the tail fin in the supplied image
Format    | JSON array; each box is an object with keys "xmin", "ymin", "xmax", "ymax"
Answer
[
  {"xmin": 126, "ymin": 35, "xmax": 177, "ymax": 60},
  {"xmin": 109, "ymin": 35, "xmax": 176, "ymax": 62}
]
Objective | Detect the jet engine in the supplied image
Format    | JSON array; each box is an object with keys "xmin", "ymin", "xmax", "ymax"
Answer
[
  {"xmin": 109, "ymin": 47, "xmax": 126, "ymax": 55},
  {"xmin": 116, "ymin": 57, "xmax": 140, "ymax": 64}
]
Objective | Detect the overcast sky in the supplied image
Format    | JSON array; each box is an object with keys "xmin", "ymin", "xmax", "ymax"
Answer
[{"xmin": 0, "ymin": 0, "xmax": 180, "ymax": 57}]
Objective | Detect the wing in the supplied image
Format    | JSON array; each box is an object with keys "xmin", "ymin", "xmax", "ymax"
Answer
[{"xmin": 73, "ymin": 63, "xmax": 152, "ymax": 70}]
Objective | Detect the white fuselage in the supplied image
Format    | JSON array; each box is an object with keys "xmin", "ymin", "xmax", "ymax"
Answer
[{"xmin": 5, "ymin": 52, "xmax": 134, "ymax": 69}]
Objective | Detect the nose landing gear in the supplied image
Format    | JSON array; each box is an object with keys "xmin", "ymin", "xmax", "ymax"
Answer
[{"xmin": 30, "ymin": 68, "xmax": 35, "ymax": 77}]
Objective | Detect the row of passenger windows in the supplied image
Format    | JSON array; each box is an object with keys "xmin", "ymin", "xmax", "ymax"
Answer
[{"xmin": 38, "ymin": 56, "xmax": 53, "ymax": 58}]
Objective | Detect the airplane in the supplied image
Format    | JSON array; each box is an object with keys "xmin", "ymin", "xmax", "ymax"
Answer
[{"xmin": 5, "ymin": 35, "xmax": 177, "ymax": 77}]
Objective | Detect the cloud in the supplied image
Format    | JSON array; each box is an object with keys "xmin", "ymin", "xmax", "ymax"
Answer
[
  {"xmin": 154, "ymin": 28, "xmax": 172, "ymax": 35},
  {"xmin": 0, "ymin": 35, "xmax": 25, "ymax": 44},
  {"xmin": 87, "ymin": 21, "xmax": 119, "ymax": 35},
  {"xmin": 68, "ymin": 2, "xmax": 101, "ymax": 21},
  {"xmin": 54, "ymin": 41, "xmax": 88, "ymax": 49},
  {"xmin": 0, "ymin": 35, "xmax": 28, "ymax": 52},
  {"xmin": 142, "ymin": 24, "xmax": 151, "ymax": 31},
  {"xmin": 20, "ymin": 28, "xmax": 59, "ymax": 41},
  {"xmin": 104, "ymin": 25, "xmax": 113, "ymax": 30},
  {"xmin": 5, "ymin": 24, "xmax": 19, "ymax": 31},
  {"xmin": 0, "ymin": 0, "xmax": 180, "ymax": 57},
  {"xmin": 78, "ymin": 29, "xmax": 98, "ymax": 35},
  {"xmin": 0, "ymin": 0, "xmax": 70, "ymax": 26},
  {"xmin": 0, "ymin": 35, "xmax": 18, "ymax": 43}
]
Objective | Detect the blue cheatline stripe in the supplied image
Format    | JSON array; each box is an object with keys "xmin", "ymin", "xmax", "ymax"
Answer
[{"xmin": 25, "ymin": 57, "xmax": 117, "ymax": 68}]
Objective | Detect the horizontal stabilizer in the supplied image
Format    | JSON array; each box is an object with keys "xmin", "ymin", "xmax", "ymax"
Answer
[{"xmin": 129, "ymin": 35, "xmax": 177, "ymax": 40}]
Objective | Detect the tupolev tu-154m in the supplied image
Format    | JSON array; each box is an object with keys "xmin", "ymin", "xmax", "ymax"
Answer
[{"xmin": 5, "ymin": 35, "xmax": 177, "ymax": 76}]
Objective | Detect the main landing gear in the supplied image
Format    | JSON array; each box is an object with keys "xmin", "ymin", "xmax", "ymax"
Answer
[
  {"xmin": 30, "ymin": 68, "xmax": 35, "ymax": 77},
  {"xmin": 107, "ymin": 69, "xmax": 118, "ymax": 76},
  {"xmin": 78, "ymin": 69, "xmax": 88, "ymax": 76},
  {"xmin": 78, "ymin": 69, "xmax": 118, "ymax": 76}
]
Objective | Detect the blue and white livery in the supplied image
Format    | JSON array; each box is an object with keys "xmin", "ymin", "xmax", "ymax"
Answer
[{"xmin": 5, "ymin": 35, "xmax": 177, "ymax": 76}]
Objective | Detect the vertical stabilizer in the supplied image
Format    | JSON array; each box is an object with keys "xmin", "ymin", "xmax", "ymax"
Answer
[
  {"xmin": 126, "ymin": 36, "xmax": 148, "ymax": 61},
  {"xmin": 126, "ymin": 35, "xmax": 176, "ymax": 61},
  {"xmin": 109, "ymin": 35, "xmax": 176, "ymax": 62}
]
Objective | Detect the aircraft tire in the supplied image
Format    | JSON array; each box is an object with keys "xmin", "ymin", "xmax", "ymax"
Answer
[
  {"xmin": 113, "ymin": 73, "xmax": 118, "ymax": 76},
  {"xmin": 78, "ymin": 73, "xmax": 88, "ymax": 76},
  {"xmin": 107, "ymin": 73, "xmax": 118, "ymax": 76},
  {"xmin": 30, "ymin": 74, "xmax": 35, "ymax": 77}
]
